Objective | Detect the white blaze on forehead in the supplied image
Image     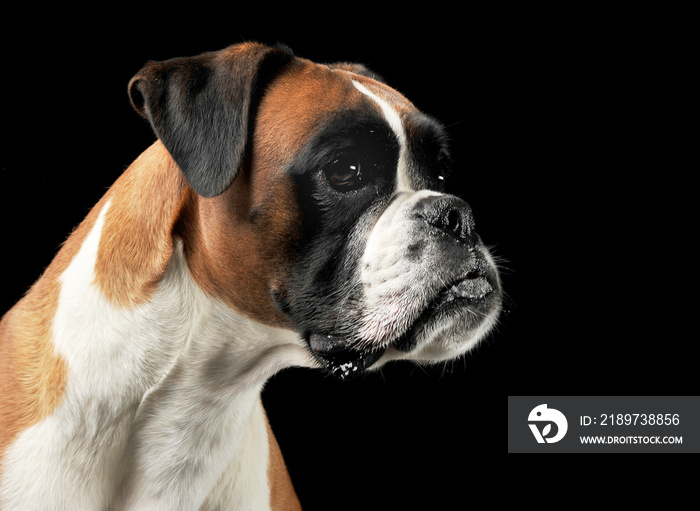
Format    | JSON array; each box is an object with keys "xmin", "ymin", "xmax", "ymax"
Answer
[{"xmin": 352, "ymin": 80, "xmax": 413, "ymax": 192}]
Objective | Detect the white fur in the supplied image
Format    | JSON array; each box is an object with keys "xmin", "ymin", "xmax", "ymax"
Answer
[
  {"xmin": 357, "ymin": 190, "xmax": 443, "ymax": 347},
  {"xmin": 350, "ymin": 79, "xmax": 500, "ymax": 356},
  {"xmin": 199, "ymin": 400, "xmax": 271, "ymax": 511},
  {"xmin": 358, "ymin": 190, "xmax": 500, "ymax": 358},
  {"xmin": 2, "ymin": 76, "xmax": 498, "ymax": 510},
  {"xmin": 0, "ymin": 200, "xmax": 314, "ymax": 510}
]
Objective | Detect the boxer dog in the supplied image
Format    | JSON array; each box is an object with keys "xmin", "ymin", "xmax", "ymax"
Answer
[{"xmin": 0, "ymin": 42, "xmax": 501, "ymax": 509}]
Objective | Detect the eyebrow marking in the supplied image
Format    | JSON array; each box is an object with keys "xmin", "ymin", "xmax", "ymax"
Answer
[{"xmin": 351, "ymin": 80, "xmax": 413, "ymax": 192}]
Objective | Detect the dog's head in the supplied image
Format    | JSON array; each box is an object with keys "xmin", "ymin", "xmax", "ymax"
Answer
[{"xmin": 129, "ymin": 42, "xmax": 501, "ymax": 377}]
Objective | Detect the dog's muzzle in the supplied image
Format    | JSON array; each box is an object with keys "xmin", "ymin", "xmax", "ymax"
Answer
[{"xmin": 308, "ymin": 192, "xmax": 500, "ymax": 378}]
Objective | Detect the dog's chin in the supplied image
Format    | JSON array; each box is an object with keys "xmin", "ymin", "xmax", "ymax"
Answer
[
  {"xmin": 308, "ymin": 274, "xmax": 500, "ymax": 379},
  {"xmin": 387, "ymin": 288, "xmax": 500, "ymax": 364},
  {"xmin": 392, "ymin": 274, "xmax": 499, "ymax": 356}
]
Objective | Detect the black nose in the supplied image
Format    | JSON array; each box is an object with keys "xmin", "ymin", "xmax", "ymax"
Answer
[{"xmin": 413, "ymin": 195, "xmax": 476, "ymax": 243}]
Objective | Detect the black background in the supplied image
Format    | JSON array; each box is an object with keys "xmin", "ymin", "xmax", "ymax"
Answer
[{"xmin": 1, "ymin": 7, "xmax": 691, "ymax": 508}]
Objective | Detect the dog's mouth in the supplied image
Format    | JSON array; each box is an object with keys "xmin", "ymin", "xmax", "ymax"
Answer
[
  {"xmin": 308, "ymin": 334, "xmax": 387, "ymax": 379},
  {"xmin": 432, "ymin": 273, "xmax": 494, "ymax": 310},
  {"xmin": 392, "ymin": 269, "xmax": 497, "ymax": 352},
  {"xmin": 308, "ymin": 263, "xmax": 497, "ymax": 379}
]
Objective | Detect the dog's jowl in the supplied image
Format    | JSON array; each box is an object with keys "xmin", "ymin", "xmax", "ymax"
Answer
[{"xmin": 0, "ymin": 42, "xmax": 501, "ymax": 510}]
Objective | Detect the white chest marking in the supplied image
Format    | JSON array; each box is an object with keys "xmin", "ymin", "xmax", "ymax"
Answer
[
  {"xmin": 0, "ymin": 200, "xmax": 195, "ymax": 509},
  {"xmin": 0, "ymin": 198, "xmax": 313, "ymax": 510},
  {"xmin": 352, "ymin": 79, "xmax": 413, "ymax": 192}
]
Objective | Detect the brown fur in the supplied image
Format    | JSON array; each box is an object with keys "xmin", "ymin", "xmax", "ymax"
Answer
[
  {"xmin": 173, "ymin": 58, "xmax": 377, "ymax": 328},
  {"xmin": 0, "ymin": 47, "xmax": 412, "ymax": 500},
  {"xmin": 0, "ymin": 294, "xmax": 67, "ymax": 472},
  {"xmin": 265, "ymin": 412, "xmax": 302, "ymax": 511},
  {"xmin": 94, "ymin": 142, "xmax": 187, "ymax": 306},
  {"xmin": 0, "ymin": 142, "xmax": 186, "ymax": 469},
  {"xmin": 0, "ymin": 201, "xmax": 98, "ymax": 469}
]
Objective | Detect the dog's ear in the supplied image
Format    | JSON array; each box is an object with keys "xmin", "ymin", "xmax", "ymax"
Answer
[
  {"xmin": 327, "ymin": 62, "xmax": 385, "ymax": 84},
  {"xmin": 129, "ymin": 43, "xmax": 293, "ymax": 197}
]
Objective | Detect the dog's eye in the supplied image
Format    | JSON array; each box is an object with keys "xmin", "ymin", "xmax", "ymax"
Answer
[{"xmin": 323, "ymin": 155, "xmax": 363, "ymax": 191}]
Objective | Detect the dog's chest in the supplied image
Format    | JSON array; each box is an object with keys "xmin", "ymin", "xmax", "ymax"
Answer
[{"xmin": 0, "ymin": 200, "xmax": 278, "ymax": 509}]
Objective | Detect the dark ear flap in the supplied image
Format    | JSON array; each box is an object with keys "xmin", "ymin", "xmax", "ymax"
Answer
[
  {"xmin": 327, "ymin": 62, "xmax": 385, "ymax": 84},
  {"xmin": 128, "ymin": 43, "xmax": 293, "ymax": 197}
]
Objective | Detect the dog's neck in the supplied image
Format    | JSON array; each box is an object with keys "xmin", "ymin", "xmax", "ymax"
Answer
[
  {"xmin": 113, "ymin": 240, "xmax": 308, "ymax": 508},
  {"xmin": 102, "ymin": 145, "xmax": 311, "ymax": 506},
  {"xmin": 1, "ymin": 142, "xmax": 310, "ymax": 509}
]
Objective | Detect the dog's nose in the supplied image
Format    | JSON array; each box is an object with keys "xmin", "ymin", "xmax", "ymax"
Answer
[{"xmin": 413, "ymin": 195, "xmax": 477, "ymax": 244}]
